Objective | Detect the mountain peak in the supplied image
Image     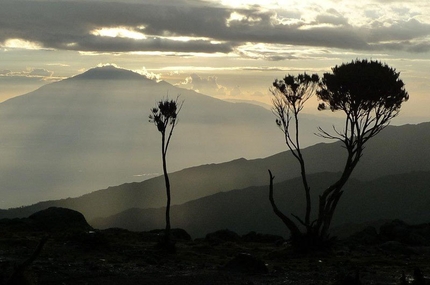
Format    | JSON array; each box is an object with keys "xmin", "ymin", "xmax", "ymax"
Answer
[{"xmin": 73, "ymin": 65, "xmax": 150, "ymax": 81}]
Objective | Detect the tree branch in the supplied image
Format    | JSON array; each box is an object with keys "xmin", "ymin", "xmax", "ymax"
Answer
[{"xmin": 268, "ymin": 170, "xmax": 301, "ymax": 236}]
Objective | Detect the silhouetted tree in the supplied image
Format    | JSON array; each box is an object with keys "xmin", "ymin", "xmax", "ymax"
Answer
[
  {"xmin": 269, "ymin": 72, "xmax": 320, "ymax": 247},
  {"xmin": 269, "ymin": 60, "xmax": 409, "ymax": 251},
  {"xmin": 149, "ymin": 97, "xmax": 183, "ymax": 249}
]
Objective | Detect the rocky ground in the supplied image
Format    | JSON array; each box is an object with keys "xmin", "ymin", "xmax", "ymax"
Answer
[{"xmin": 1, "ymin": 208, "xmax": 430, "ymax": 284}]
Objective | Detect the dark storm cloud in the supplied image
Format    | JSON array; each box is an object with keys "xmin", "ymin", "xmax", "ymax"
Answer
[
  {"xmin": 366, "ymin": 19, "xmax": 430, "ymax": 42},
  {"xmin": 371, "ymin": 40, "xmax": 430, "ymax": 53},
  {"xmin": 362, "ymin": 18, "xmax": 430, "ymax": 53},
  {"xmin": 0, "ymin": 1, "xmax": 234, "ymax": 53},
  {"xmin": 407, "ymin": 42, "xmax": 430, "ymax": 53},
  {"xmin": 56, "ymin": 36, "xmax": 234, "ymax": 53},
  {"xmin": 0, "ymin": 0, "xmax": 428, "ymax": 54}
]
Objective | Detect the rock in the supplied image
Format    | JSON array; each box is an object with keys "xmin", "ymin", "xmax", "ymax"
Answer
[
  {"xmin": 242, "ymin": 231, "xmax": 284, "ymax": 244},
  {"xmin": 223, "ymin": 253, "xmax": 268, "ymax": 274},
  {"xmin": 148, "ymin": 228, "xmax": 192, "ymax": 241},
  {"xmin": 348, "ymin": 226, "xmax": 380, "ymax": 245},
  {"xmin": 171, "ymin": 228, "xmax": 192, "ymax": 241},
  {"xmin": 0, "ymin": 208, "xmax": 92, "ymax": 235},
  {"xmin": 0, "ymin": 218, "xmax": 34, "ymax": 233},
  {"xmin": 205, "ymin": 229, "xmax": 241, "ymax": 243},
  {"xmin": 28, "ymin": 207, "xmax": 92, "ymax": 232},
  {"xmin": 408, "ymin": 232, "xmax": 428, "ymax": 246},
  {"xmin": 379, "ymin": 219, "xmax": 409, "ymax": 242},
  {"xmin": 379, "ymin": 220, "xmax": 430, "ymax": 246},
  {"xmin": 378, "ymin": 241, "xmax": 414, "ymax": 255}
]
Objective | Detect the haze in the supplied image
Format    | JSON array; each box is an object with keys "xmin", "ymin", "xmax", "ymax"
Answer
[{"xmin": 0, "ymin": 0, "xmax": 430, "ymax": 208}]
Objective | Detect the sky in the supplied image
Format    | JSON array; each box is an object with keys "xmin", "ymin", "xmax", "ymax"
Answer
[{"xmin": 1, "ymin": 0, "xmax": 430, "ymax": 121}]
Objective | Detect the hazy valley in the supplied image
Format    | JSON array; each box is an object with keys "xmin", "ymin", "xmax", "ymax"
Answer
[
  {"xmin": 1, "ymin": 65, "xmax": 429, "ymax": 238},
  {"xmin": 0, "ymin": 66, "xmax": 345, "ymax": 208}
]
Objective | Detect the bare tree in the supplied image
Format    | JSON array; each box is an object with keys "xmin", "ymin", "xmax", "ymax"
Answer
[
  {"xmin": 269, "ymin": 60, "xmax": 409, "ymax": 250},
  {"xmin": 149, "ymin": 97, "xmax": 183, "ymax": 249}
]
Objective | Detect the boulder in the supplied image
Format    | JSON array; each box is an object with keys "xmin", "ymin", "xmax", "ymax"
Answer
[
  {"xmin": 379, "ymin": 220, "xmax": 430, "ymax": 246},
  {"xmin": 348, "ymin": 226, "xmax": 380, "ymax": 245},
  {"xmin": 205, "ymin": 229, "xmax": 241, "ymax": 243},
  {"xmin": 379, "ymin": 219, "xmax": 409, "ymax": 242},
  {"xmin": 242, "ymin": 231, "xmax": 284, "ymax": 244},
  {"xmin": 28, "ymin": 207, "xmax": 92, "ymax": 232},
  {"xmin": 148, "ymin": 228, "xmax": 192, "ymax": 241}
]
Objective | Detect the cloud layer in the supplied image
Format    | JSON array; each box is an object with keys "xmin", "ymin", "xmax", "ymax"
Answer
[{"xmin": 1, "ymin": 0, "xmax": 430, "ymax": 56}]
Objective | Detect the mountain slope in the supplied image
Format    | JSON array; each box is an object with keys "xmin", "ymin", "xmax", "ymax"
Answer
[
  {"xmin": 1, "ymin": 65, "xmax": 336, "ymax": 208},
  {"xmin": 91, "ymin": 171, "xmax": 430, "ymax": 238},
  {"xmin": 1, "ymin": 121, "xmax": 429, "ymax": 221}
]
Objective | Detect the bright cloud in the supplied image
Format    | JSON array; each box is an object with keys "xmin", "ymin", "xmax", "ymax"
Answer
[
  {"xmin": 178, "ymin": 73, "xmax": 228, "ymax": 97},
  {"xmin": 3, "ymin": 39, "xmax": 43, "ymax": 50},
  {"xmin": 91, "ymin": 27, "xmax": 147, "ymax": 40},
  {"xmin": 134, "ymin": 66, "xmax": 161, "ymax": 81}
]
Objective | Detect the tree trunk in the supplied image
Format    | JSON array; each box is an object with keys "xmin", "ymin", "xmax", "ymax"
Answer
[
  {"xmin": 315, "ymin": 150, "xmax": 361, "ymax": 239},
  {"xmin": 161, "ymin": 133, "xmax": 171, "ymax": 244},
  {"xmin": 268, "ymin": 170, "xmax": 302, "ymax": 241}
]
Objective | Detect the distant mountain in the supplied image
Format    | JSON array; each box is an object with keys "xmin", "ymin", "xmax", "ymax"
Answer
[
  {"xmin": 91, "ymin": 171, "xmax": 430, "ymax": 238},
  {"xmin": 1, "ymin": 121, "xmax": 429, "ymax": 222},
  {"xmin": 0, "ymin": 65, "xmax": 338, "ymax": 208}
]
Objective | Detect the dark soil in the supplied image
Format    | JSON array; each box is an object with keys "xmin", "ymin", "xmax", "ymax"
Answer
[{"xmin": 1, "ymin": 227, "xmax": 430, "ymax": 285}]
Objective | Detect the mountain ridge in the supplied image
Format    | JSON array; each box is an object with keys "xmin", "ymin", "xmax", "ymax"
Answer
[
  {"xmin": 1, "ymin": 121, "xmax": 429, "ymax": 223},
  {"xmin": 73, "ymin": 66, "xmax": 150, "ymax": 81},
  {"xmin": 0, "ymin": 65, "xmax": 292, "ymax": 207},
  {"xmin": 90, "ymin": 170, "xmax": 430, "ymax": 238}
]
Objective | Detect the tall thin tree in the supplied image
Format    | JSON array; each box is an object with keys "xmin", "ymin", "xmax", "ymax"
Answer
[
  {"xmin": 269, "ymin": 73, "xmax": 320, "ymax": 245},
  {"xmin": 149, "ymin": 97, "xmax": 183, "ymax": 249}
]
